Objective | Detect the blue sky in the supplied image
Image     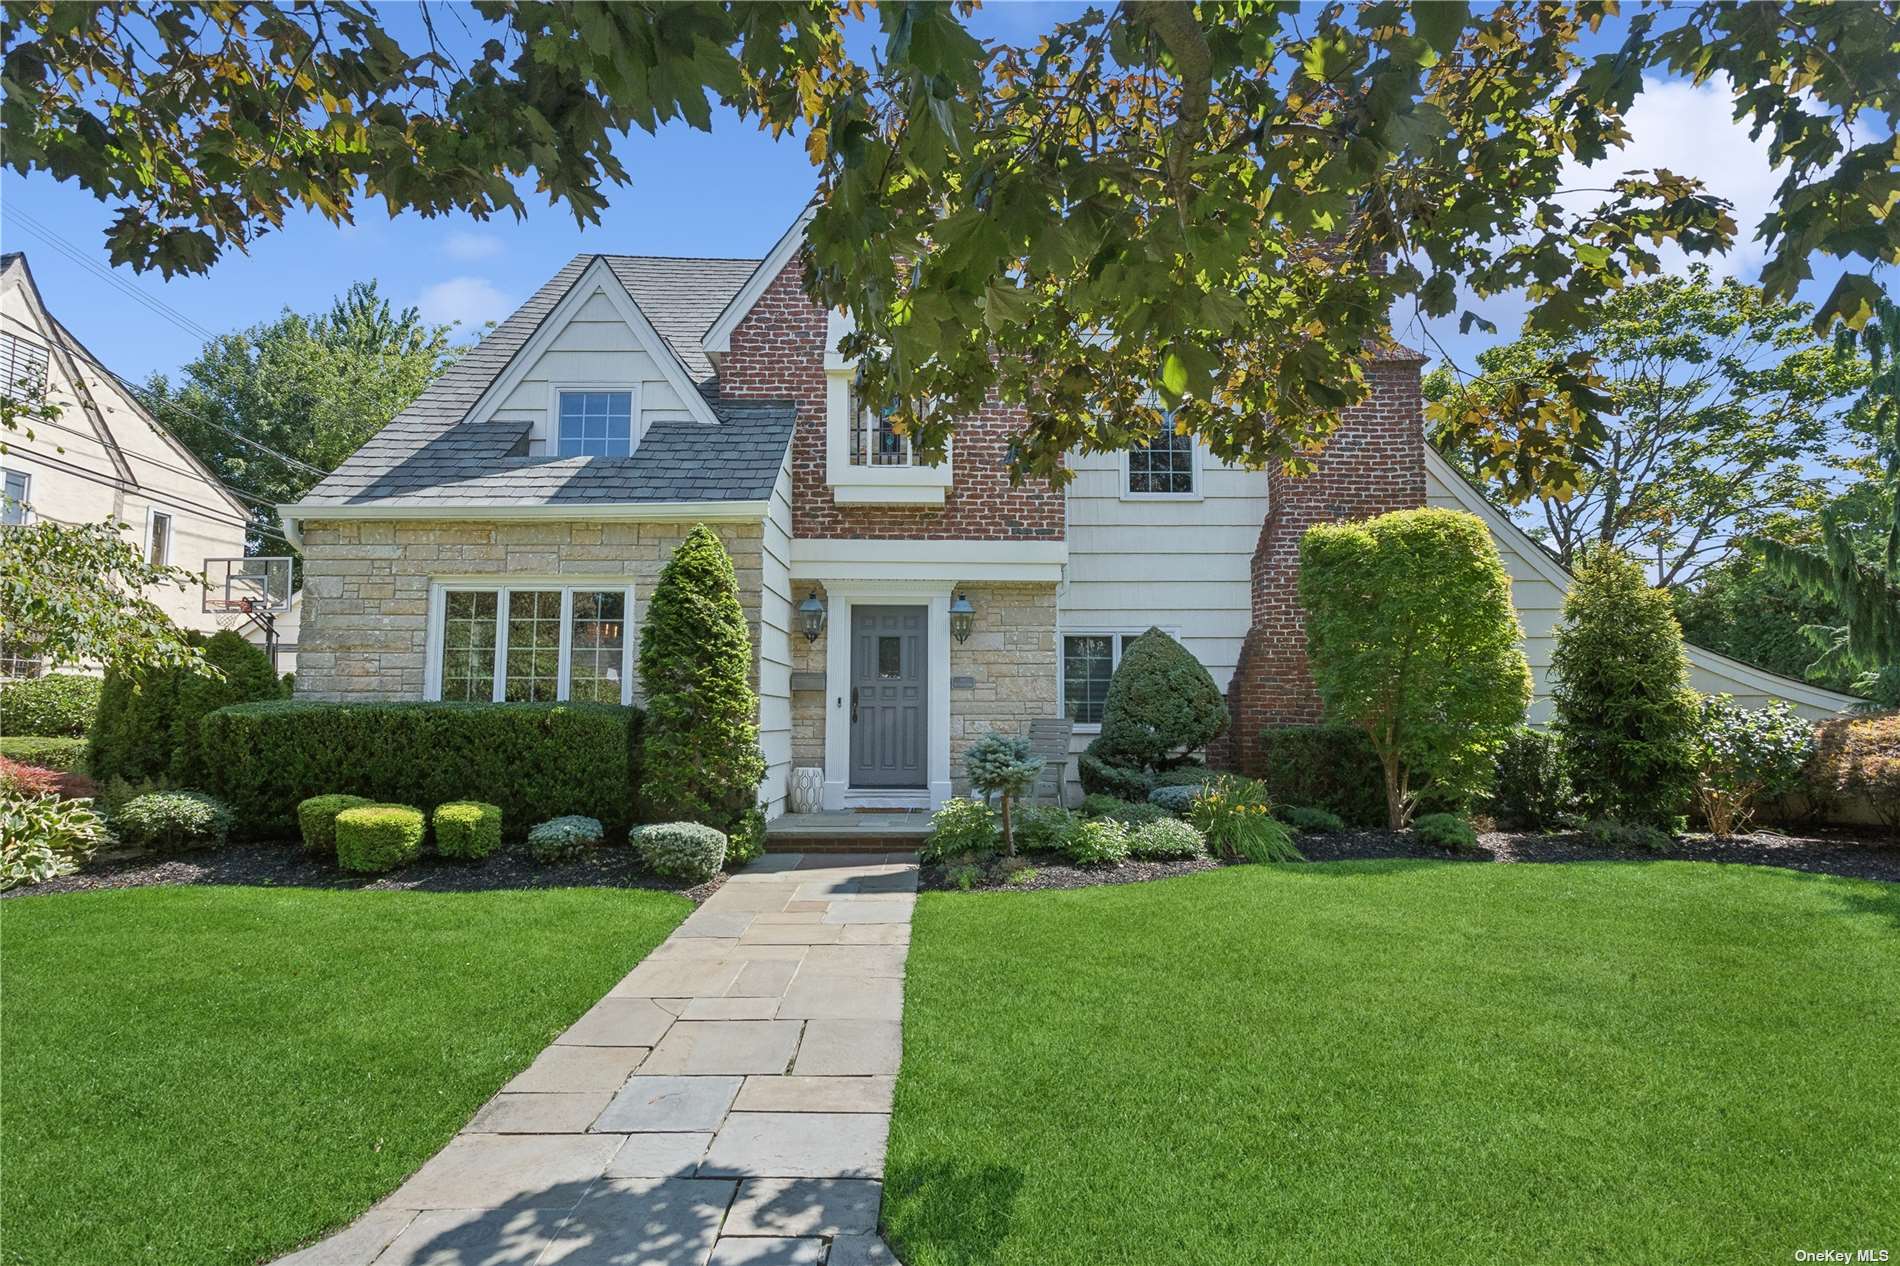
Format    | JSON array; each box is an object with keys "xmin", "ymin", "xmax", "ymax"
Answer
[{"xmin": 0, "ymin": 3, "xmax": 1861, "ymax": 387}]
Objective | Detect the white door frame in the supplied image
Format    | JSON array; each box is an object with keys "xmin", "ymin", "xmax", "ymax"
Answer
[{"xmin": 818, "ymin": 580, "xmax": 953, "ymax": 810}]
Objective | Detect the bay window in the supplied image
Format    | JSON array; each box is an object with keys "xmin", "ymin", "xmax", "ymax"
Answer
[{"xmin": 429, "ymin": 582, "xmax": 635, "ymax": 705}]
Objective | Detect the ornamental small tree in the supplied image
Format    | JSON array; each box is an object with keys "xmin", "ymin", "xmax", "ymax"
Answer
[
  {"xmin": 638, "ymin": 524, "xmax": 766, "ymax": 833},
  {"xmin": 1551, "ymin": 545, "xmax": 1700, "ymax": 827},
  {"xmin": 1299, "ymin": 508, "xmax": 1532, "ymax": 828},
  {"xmin": 965, "ymin": 732, "xmax": 1043, "ymax": 856},
  {"xmin": 1080, "ymin": 627, "xmax": 1228, "ymax": 796}
]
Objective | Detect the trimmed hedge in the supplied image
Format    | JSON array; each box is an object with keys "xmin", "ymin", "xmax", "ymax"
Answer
[
  {"xmin": 435, "ymin": 800, "xmax": 502, "ymax": 861},
  {"xmin": 1248, "ymin": 725, "xmax": 1388, "ymax": 827},
  {"xmin": 198, "ymin": 701, "xmax": 641, "ymax": 840},
  {"xmin": 0, "ymin": 736, "xmax": 87, "ymax": 773},
  {"xmin": 1, "ymin": 673, "xmax": 102, "ymax": 737},
  {"xmin": 335, "ymin": 804, "xmax": 425, "ymax": 873},
  {"xmin": 297, "ymin": 794, "xmax": 374, "ymax": 855},
  {"xmin": 632, "ymin": 821, "xmax": 728, "ymax": 883}
]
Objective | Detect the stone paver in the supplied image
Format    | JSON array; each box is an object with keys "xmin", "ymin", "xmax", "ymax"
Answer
[{"xmin": 275, "ymin": 851, "xmax": 915, "ymax": 1266}]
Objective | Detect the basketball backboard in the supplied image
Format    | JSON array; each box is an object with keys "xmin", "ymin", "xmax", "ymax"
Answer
[{"xmin": 203, "ymin": 556, "xmax": 293, "ymax": 623}]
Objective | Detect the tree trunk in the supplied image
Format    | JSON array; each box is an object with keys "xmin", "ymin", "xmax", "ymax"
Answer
[
  {"xmin": 1381, "ymin": 751, "xmax": 1406, "ymax": 830},
  {"xmin": 1000, "ymin": 792, "xmax": 1015, "ymax": 857}
]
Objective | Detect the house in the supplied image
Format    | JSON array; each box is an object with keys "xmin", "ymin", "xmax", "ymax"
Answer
[
  {"xmin": 279, "ymin": 213, "xmax": 1860, "ymax": 815},
  {"xmin": 0, "ymin": 252, "xmax": 270, "ymax": 677}
]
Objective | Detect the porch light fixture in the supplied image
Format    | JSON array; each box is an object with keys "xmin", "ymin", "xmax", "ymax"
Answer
[
  {"xmin": 799, "ymin": 589, "xmax": 828, "ymax": 643},
  {"xmin": 949, "ymin": 591, "xmax": 976, "ymax": 644}
]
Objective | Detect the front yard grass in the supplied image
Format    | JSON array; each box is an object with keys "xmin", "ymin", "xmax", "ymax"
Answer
[
  {"xmin": 887, "ymin": 860, "xmax": 1900, "ymax": 1264},
  {"xmin": 0, "ymin": 884, "xmax": 690, "ymax": 1266}
]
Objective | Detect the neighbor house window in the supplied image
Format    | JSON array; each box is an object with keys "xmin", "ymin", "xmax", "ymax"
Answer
[
  {"xmin": 146, "ymin": 510, "xmax": 172, "ymax": 565},
  {"xmin": 556, "ymin": 390, "xmax": 634, "ymax": 457},
  {"xmin": 0, "ymin": 332, "xmax": 49, "ymax": 402},
  {"xmin": 1, "ymin": 469, "xmax": 29, "ymax": 525},
  {"xmin": 1126, "ymin": 424, "xmax": 1195, "ymax": 495},
  {"xmin": 1061, "ymin": 629, "xmax": 1185, "ymax": 726},
  {"xmin": 430, "ymin": 583, "xmax": 635, "ymax": 705}
]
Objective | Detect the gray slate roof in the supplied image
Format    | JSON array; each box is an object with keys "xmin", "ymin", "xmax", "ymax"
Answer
[{"xmin": 294, "ymin": 253, "xmax": 792, "ymax": 509}]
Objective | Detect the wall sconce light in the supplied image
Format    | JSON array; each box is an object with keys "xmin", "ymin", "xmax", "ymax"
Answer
[
  {"xmin": 949, "ymin": 591, "xmax": 976, "ymax": 644},
  {"xmin": 798, "ymin": 589, "xmax": 827, "ymax": 643}
]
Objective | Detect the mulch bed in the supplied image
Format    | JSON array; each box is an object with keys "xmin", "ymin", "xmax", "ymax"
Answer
[
  {"xmin": 4, "ymin": 841, "xmax": 726, "ymax": 902},
  {"xmin": 921, "ymin": 825, "xmax": 1900, "ymax": 892}
]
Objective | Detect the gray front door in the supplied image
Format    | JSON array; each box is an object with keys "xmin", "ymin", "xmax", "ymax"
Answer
[{"xmin": 850, "ymin": 605, "xmax": 927, "ymax": 788}]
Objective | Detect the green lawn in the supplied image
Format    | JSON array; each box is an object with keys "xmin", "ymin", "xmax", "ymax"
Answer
[
  {"xmin": 887, "ymin": 861, "xmax": 1900, "ymax": 1265},
  {"xmin": 0, "ymin": 884, "xmax": 690, "ymax": 1266}
]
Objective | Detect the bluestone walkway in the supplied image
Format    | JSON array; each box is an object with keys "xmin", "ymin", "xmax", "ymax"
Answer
[{"xmin": 281, "ymin": 852, "xmax": 916, "ymax": 1266}]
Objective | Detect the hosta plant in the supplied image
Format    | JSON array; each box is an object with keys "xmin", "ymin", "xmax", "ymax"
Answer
[{"xmin": 0, "ymin": 792, "xmax": 109, "ymax": 890}]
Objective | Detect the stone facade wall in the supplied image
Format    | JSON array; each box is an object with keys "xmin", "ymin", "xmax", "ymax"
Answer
[
  {"xmin": 719, "ymin": 258, "xmax": 1066, "ymax": 543},
  {"xmin": 947, "ymin": 582, "xmax": 1059, "ymax": 794},
  {"xmin": 1225, "ymin": 357, "xmax": 1429, "ymax": 769},
  {"xmin": 789, "ymin": 586, "xmax": 827, "ymax": 770},
  {"xmin": 296, "ymin": 518, "xmax": 765, "ymax": 703}
]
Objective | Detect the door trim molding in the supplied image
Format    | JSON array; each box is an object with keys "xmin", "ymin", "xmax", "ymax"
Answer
[{"xmin": 820, "ymin": 581, "xmax": 953, "ymax": 810}]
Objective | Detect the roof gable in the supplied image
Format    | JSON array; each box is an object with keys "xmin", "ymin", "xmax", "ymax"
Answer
[{"xmin": 702, "ymin": 204, "xmax": 815, "ymax": 357}]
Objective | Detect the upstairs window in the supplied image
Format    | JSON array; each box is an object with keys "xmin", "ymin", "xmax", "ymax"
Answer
[
  {"xmin": 556, "ymin": 390, "xmax": 633, "ymax": 457},
  {"xmin": 0, "ymin": 332, "xmax": 49, "ymax": 402},
  {"xmin": 848, "ymin": 382, "xmax": 913, "ymax": 467},
  {"xmin": 1126, "ymin": 424, "xmax": 1196, "ymax": 496}
]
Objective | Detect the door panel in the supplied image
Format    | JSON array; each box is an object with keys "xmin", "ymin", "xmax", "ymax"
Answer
[{"xmin": 850, "ymin": 605, "xmax": 927, "ymax": 788}]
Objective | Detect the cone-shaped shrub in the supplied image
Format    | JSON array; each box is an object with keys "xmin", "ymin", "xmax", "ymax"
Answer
[
  {"xmin": 638, "ymin": 525, "xmax": 765, "ymax": 832},
  {"xmin": 1095, "ymin": 628, "xmax": 1228, "ymax": 768},
  {"xmin": 1551, "ymin": 545, "xmax": 1698, "ymax": 826}
]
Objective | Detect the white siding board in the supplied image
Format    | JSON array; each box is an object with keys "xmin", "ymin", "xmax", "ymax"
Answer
[{"xmin": 756, "ymin": 455, "xmax": 796, "ymax": 815}]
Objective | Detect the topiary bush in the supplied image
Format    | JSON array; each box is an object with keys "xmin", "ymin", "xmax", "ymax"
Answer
[
  {"xmin": 114, "ymin": 791, "xmax": 233, "ymax": 852},
  {"xmin": 197, "ymin": 701, "xmax": 639, "ymax": 839},
  {"xmin": 1151, "ymin": 765, "xmax": 1213, "ymax": 789},
  {"xmin": 965, "ymin": 732, "xmax": 1043, "ymax": 856},
  {"xmin": 1691, "ymin": 696, "xmax": 1813, "ymax": 836},
  {"xmin": 296, "ymin": 793, "xmax": 374, "ymax": 854},
  {"xmin": 0, "ymin": 673, "xmax": 102, "ymax": 737},
  {"xmin": 1249, "ymin": 725, "xmax": 1388, "ymax": 826},
  {"xmin": 1147, "ymin": 784, "xmax": 1205, "ymax": 814},
  {"xmin": 334, "ymin": 804, "xmax": 425, "ymax": 872},
  {"xmin": 1803, "ymin": 711, "xmax": 1899, "ymax": 832},
  {"xmin": 1127, "ymin": 817, "xmax": 1206, "ymax": 860},
  {"xmin": 0, "ymin": 736, "xmax": 87, "ymax": 772},
  {"xmin": 638, "ymin": 524, "xmax": 766, "ymax": 836},
  {"xmin": 1274, "ymin": 805, "xmax": 1346, "ymax": 834},
  {"xmin": 527, "ymin": 815, "xmax": 604, "ymax": 864},
  {"xmin": 1489, "ymin": 727, "xmax": 1572, "ymax": 829},
  {"xmin": 1551, "ymin": 545, "xmax": 1699, "ymax": 828},
  {"xmin": 1300, "ymin": 508, "xmax": 1532, "ymax": 827},
  {"xmin": 1080, "ymin": 793, "xmax": 1171, "ymax": 825},
  {"xmin": 1077, "ymin": 742, "xmax": 1154, "ymax": 800},
  {"xmin": 1064, "ymin": 817, "xmax": 1131, "ymax": 865},
  {"xmin": 167, "ymin": 631, "xmax": 283, "ymax": 785},
  {"xmin": 923, "ymin": 796, "xmax": 997, "ymax": 862},
  {"xmin": 1012, "ymin": 804, "xmax": 1078, "ymax": 854},
  {"xmin": 632, "ymin": 821, "xmax": 728, "ymax": 883},
  {"xmin": 1095, "ymin": 628, "xmax": 1228, "ymax": 768},
  {"xmin": 1412, "ymin": 812, "xmax": 1478, "ymax": 851},
  {"xmin": 434, "ymin": 800, "xmax": 502, "ymax": 861}
]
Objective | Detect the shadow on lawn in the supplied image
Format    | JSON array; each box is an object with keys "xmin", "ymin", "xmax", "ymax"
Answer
[{"xmin": 882, "ymin": 1158, "xmax": 1026, "ymax": 1265}]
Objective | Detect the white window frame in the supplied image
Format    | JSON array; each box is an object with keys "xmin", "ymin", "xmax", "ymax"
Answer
[
  {"xmin": 820, "ymin": 309, "xmax": 951, "ymax": 505},
  {"xmin": 423, "ymin": 579, "xmax": 637, "ymax": 705},
  {"xmin": 1059, "ymin": 626, "xmax": 1184, "ymax": 733},
  {"xmin": 144, "ymin": 508, "xmax": 173, "ymax": 565},
  {"xmin": 1119, "ymin": 424, "xmax": 1202, "ymax": 501},
  {"xmin": 1, "ymin": 467, "xmax": 31, "ymax": 525},
  {"xmin": 547, "ymin": 382, "xmax": 642, "ymax": 459}
]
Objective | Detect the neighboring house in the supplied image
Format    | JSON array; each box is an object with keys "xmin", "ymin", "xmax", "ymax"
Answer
[
  {"xmin": 280, "ymin": 212, "xmax": 1861, "ymax": 816},
  {"xmin": 0, "ymin": 252, "xmax": 256, "ymax": 677}
]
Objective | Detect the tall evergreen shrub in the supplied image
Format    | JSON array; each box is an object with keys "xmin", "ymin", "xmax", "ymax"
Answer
[
  {"xmin": 168, "ymin": 631, "xmax": 282, "ymax": 784},
  {"xmin": 638, "ymin": 525, "xmax": 765, "ymax": 832},
  {"xmin": 1551, "ymin": 545, "xmax": 1699, "ymax": 826},
  {"xmin": 90, "ymin": 631, "xmax": 280, "ymax": 786}
]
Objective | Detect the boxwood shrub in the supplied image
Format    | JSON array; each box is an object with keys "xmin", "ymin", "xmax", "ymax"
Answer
[
  {"xmin": 335, "ymin": 804, "xmax": 425, "ymax": 873},
  {"xmin": 0, "ymin": 673, "xmax": 102, "ymax": 737},
  {"xmin": 114, "ymin": 791, "xmax": 234, "ymax": 852},
  {"xmin": 434, "ymin": 800, "xmax": 502, "ymax": 861},
  {"xmin": 296, "ymin": 793, "xmax": 375, "ymax": 854},
  {"xmin": 632, "ymin": 821, "xmax": 728, "ymax": 883},
  {"xmin": 198, "ymin": 701, "xmax": 641, "ymax": 840}
]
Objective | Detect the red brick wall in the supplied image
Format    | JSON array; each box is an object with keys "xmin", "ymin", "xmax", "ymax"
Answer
[
  {"xmin": 719, "ymin": 259, "xmax": 1064, "ymax": 541},
  {"xmin": 1223, "ymin": 357, "xmax": 1428, "ymax": 769}
]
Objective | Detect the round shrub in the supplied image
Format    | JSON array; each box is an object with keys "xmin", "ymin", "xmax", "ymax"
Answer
[
  {"xmin": 0, "ymin": 673, "xmax": 102, "ymax": 737},
  {"xmin": 334, "ymin": 803, "xmax": 425, "ymax": 873},
  {"xmin": 923, "ymin": 796, "xmax": 997, "ymax": 862},
  {"xmin": 1080, "ymin": 793, "xmax": 1171, "ymax": 825},
  {"xmin": 1127, "ymin": 817, "xmax": 1205, "ymax": 860},
  {"xmin": 114, "ymin": 791, "xmax": 234, "ymax": 852},
  {"xmin": 1275, "ymin": 805, "xmax": 1346, "ymax": 834},
  {"xmin": 434, "ymin": 800, "xmax": 501, "ymax": 861},
  {"xmin": 296, "ymin": 793, "xmax": 374, "ymax": 854},
  {"xmin": 1411, "ymin": 812, "xmax": 1478, "ymax": 851},
  {"xmin": 1805, "ymin": 711, "xmax": 1899, "ymax": 832},
  {"xmin": 527, "ymin": 815, "xmax": 604, "ymax": 864},
  {"xmin": 1489, "ymin": 727, "xmax": 1571, "ymax": 829},
  {"xmin": 1012, "ymin": 804, "xmax": 1077, "ymax": 854},
  {"xmin": 1147, "ymin": 784, "xmax": 1204, "ymax": 814},
  {"xmin": 1064, "ymin": 817, "xmax": 1131, "ymax": 865},
  {"xmin": 632, "ymin": 821, "xmax": 728, "ymax": 884},
  {"xmin": 1582, "ymin": 817, "xmax": 1672, "ymax": 851}
]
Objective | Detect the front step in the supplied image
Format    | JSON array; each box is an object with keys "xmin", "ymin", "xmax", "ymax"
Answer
[{"xmin": 764, "ymin": 811, "xmax": 931, "ymax": 854}]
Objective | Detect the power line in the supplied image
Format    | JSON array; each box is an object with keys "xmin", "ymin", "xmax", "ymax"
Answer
[
  {"xmin": 20, "ymin": 412, "xmax": 291, "ymax": 511},
  {"xmin": 11, "ymin": 211, "xmax": 220, "ymax": 343}
]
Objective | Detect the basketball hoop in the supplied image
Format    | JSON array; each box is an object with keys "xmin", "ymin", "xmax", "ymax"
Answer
[{"xmin": 201, "ymin": 557, "xmax": 292, "ymax": 662}]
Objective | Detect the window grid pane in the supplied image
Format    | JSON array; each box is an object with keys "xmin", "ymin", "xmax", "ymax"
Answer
[
  {"xmin": 568, "ymin": 590, "xmax": 627, "ymax": 704},
  {"xmin": 557, "ymin": 391, "xmax": 633, "ymax": 458},
  {"xmin": 441, "ymin": 591, "xmax": 499, "ymax": 701},
  {"xmin": 1062, "ymin": 635, "xmax": 1116, "ymax": 725},
  {"xmin": 148, "ymin": 513, "xmax": 171, "ymax": 565},
  {"xmin": 1128, "ymin": 425, "xmax": 1194, "ymax": 495},
  {"xmin": 504, "ymin": 589, "xmax": 562, "ymax": 701}
]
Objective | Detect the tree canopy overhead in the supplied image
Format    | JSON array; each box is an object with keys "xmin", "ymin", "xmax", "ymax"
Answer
[{"xmin": 5, "ymin": 1, "xmax": 1897, "ymax": 492}]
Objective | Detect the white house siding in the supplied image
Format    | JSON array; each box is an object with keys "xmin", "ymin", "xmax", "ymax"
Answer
[
  {"xmin": 1, "ymin": 256, "xmax": 249, "ymax": 646},
  {"xmin": 492, "ymin": 286, "xmax": 700, "ymax": 452},
  {"xmin": 1425, "ymin": 449, "xmax": 1859, "ymax": 722},
  {"xmin": 757, "ymin": 457, "xmax": 796, "ymax": 815}
]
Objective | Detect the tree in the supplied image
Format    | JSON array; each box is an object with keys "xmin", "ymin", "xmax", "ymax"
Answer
[
  {"xmin": 1426, "ymin": 267, "xmax": 1862, "ymax": 586},
  {"xmin": 637, "ymin": 524, "xmax": 766, "ymax": 833},
  {"xmin": 1550, "ymin": 545, "xmax": 1700, "ymax": 828},
  {"xmin": 1078, "ymin": 627, "xmax": 1227, "ymax": 800},
  {"xmin": 1298, "ymin": 508, "xmax": 1532, "ymax": 828},
  {"xmin": 146, "ymin": 281, "xmax": 459, "ymax": 549},
  {"xmin": 7, "ymin": 3, "xmax": 1897, "ymax": 493},
  {"xmin": 1673, "ymin": 548, "xmax": 1859, "ymax": 694},
  {"xmin": 964, "ymin": 733, "xmax": 1042, "ymax": 858},
  {"xmin": 167, "ymin": 631, "xmax": 283, "ymax": 785}
]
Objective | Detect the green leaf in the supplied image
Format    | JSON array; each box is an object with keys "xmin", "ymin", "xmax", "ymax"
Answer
[{"xmin": 1413, "ymin": 2, "xmax": 1469, "ymax": 56}]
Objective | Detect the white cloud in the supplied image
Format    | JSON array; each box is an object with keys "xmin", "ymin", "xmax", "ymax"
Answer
[
  {"xmin": 1561, "ymin": 73, "xmax": 1782, "ymax": 278},
  {"xmin": 441, "ymin": 230, "xmax": 504, "ymax": 263},
  {"xmin": 417, "ymin": 277, "xmax": 511, "ymax": 329}
]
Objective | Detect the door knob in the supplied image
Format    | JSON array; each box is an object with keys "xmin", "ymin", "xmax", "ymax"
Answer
[{"xmin": 850, "ymin": 686, "xmax": 859, "ymax": 722}]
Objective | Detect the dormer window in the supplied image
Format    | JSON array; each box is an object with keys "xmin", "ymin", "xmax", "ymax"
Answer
[{"xmin": 556, "ymin": 389, "xmax": 634, "ymax": 457}]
